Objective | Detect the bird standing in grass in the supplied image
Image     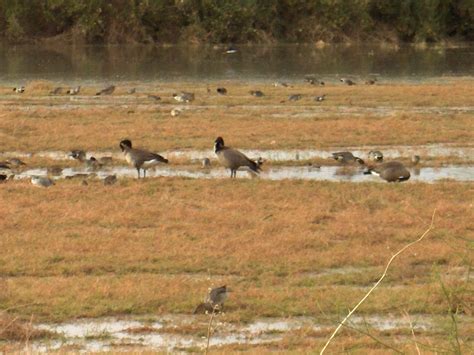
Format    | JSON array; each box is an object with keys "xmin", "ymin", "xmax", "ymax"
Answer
[
  {"xmin": 31, "ymin": 176, "xmax": 55, "ymax": 187},
  {"xmin": 332, "ymin": 151, "xmax": 365, "ymax": 165},
  {"xmin": 214, "ymin": 137, "xmax": 262, "ymax": 178},
  {"xmin": 119, "ymin": 139, "xmax": 168, "ymax": 179}
]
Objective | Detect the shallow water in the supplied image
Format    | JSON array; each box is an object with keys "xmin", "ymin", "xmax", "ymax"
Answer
[
  {"xmin": 2, "ymin": 144, "xmax": 473, "ymax": 161},
  {"xmin": 1, "ymin": 44, "xmax": 473, "ymax": 84},
  {"xmin": 30, "ymin": 313, "xmax": 453, "ymax": 352},
  {"xmin": 13, "ymin": 165, "xmax": 474, "ymax": 183}
]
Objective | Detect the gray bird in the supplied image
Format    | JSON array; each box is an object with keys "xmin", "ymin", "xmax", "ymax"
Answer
[
  {"xmin": 249, "ymin": 90, "xmax": 264, "ymax": 97},
  {"xmin": 206, "ymin": 285, "xmax": 229, "ymax": 310},
  {"xmin": 66, "ymin": 86, "xmax": 81, "ymax": 95},
  {"xmin": 50, "ymin": 87, "xmax": 63, "ymax": 95},
  {"xmin": 332, "ymin": 152, "xmax": 365, "ymax": 165},
  {"xmin": 368, "ymin": 150, "xmax": 384, "ymax": 162},
  {"xmin": 173, "ymin": 92, "xmax": 194, "ymax": 103},
  {"xmin": 364, "ymin": 161, "xmax": 411, "ymax": 182},
  {"xmin": 103, "ymin": 175, "xmax": 117, "ymax": 186},
  {"xmin": 288, "ymin": 94, "xmax": 302, "ymax": 101},
  {"xmin": 214, "ymin": 137, "xmax": 262, "ymax": 178},
  {"xmin": 85, "ymin": 156, "xmax": 102, "ymax": 170},
  {"xmin": 120, "ymin": 139, "xmax": 168, "ymax": 179},
  {"xmin": 340, "ymin": 78, "xmax": 356, "ymax": 86},
  {"xmin": 96, "ymin": 85, "xmax": 115, "ymax": 95},
  {"xmin": 31, "ymin": 176, "xmax": 55, "ymax": 188}
]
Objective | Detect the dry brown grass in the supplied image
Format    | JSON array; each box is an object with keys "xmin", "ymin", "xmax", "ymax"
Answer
[
  {"xmin": 0, "ymin": 81, "xmax": 473, "ymax": 152},
  {"xmin": 1, "ymin": 179, "xmax": 472, "ymax": 326}
]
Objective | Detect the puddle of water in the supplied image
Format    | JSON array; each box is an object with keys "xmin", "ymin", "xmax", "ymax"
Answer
[
  {"xmin": 2, "ymin": 144, "xmax": 473, "ymax": 163},
  {"xmin": 13, "ymin": 164, "xmax": 474, "ymax": 183},
  {"xmin": 28, "ymin": 313, "xmax": 460, "ymax": 352}
]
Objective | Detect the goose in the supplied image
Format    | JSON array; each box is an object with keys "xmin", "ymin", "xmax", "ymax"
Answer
[
  {"xmin": 364, "ymin": 161, "xmax": 410, "ymax": 182},
  {"xmin": 368, "ymin": 150, "xmax": 384, "ymax": 162},
  {"xmin": 332, "ymin": 152, "xmax": 365, "ymax": 165},
  {"xmin": 206, "ymin": 285, "xmax": 229, "ymax": 310},
  {"xmin": 96, "ymin": 85, "xmax": 115, "ymax": 95},
  {"xmin": 119, "ymin": 139, "xmax": 168, "ymax": 178},
  {"xmin": 214, "ymin": 137, "xmax": 262, "ymax": 178},
  {"xmin": 13, "ymin": 86, "xmax": 25, "ymax": 93}
]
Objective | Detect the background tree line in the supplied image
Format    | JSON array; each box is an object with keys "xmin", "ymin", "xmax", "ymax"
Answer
[{"xmin": 0, "ymin": 0, "xmax": 472, "ymax": 44}]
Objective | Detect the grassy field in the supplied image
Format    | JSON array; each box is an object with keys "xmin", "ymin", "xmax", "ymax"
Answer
[{"xmin": 0, "ymin": 80, "xmax": 473, "ymax": 352}]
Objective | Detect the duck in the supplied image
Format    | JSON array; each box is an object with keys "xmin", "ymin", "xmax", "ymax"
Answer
[
  {"xmin": 340, "ymin": 78, "xmax": 356, "ymax": 86},
  {"xmin": 288, "ymin": 94, "xmax": 302, "ymax": 101},
  {"xmin": 96, "ymin": 85, "xmax": 115, "ymax": 95},
  {"xmin": 217, "ymin": 87, "xmax": 227, "ymax": 95},
  {"xmin": 68, "ymin": 150, "xmax": 86, "ymax": 161},
  {"xmin": 249, "ymin": 90, "xmax": 264, "ymax": 97},
  {"xmin": 66, "ymin": 86, "xmax": 81, "ymax": 95},
  {"xmin": 332, "ymin": 151, "xmax": 365, "ymax": 165},
  {"xmin": 119, "ymin": 139, "xmax": 168, "ymax": 178},
  {"xmin": 173, "ymin": 92, "xmax": 194, "ymax": 103},
  {"xmin": 31, "ymin": 176, "xmax": 55, "ymax": 188},
  {"xmin": 214, "ymin": 137, "xmax": 263, "ymax": 178},
  {"xmin": 364, "ymin": 161, "xmax": 411, "ymax": 182},
  {"xmin": 368, "ymin": 150, "xmax": 384, "ymax": 162}
]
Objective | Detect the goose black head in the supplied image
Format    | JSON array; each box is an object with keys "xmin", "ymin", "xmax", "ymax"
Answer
[
  {"xmin": 214, "ymin": 137, "xmax": 224, "ymax": 152},
  {"xmin": 120, "ymin": 139, "xmax": 132, "ymax": 151}
]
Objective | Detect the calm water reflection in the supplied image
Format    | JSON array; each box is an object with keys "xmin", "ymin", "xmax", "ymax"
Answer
[{"xmin": 0, "ymin": 44, "xmax": 473, "ymax": 84}]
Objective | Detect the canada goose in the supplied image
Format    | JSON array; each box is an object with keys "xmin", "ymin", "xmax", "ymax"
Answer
[
  {"xmin": 315, "ymin": 94, "xmax": 326, "ymax": 102},
  {"xmin": 249, "ymin": 90, "xmax": 264, "ymax": 97},
  {"xmin": 66, "ymin": 86, "xmax": 80, "ymax": 95},
  {"xmin": 31, "ymin": 176, "xmax": 55, "ymax": 188},
  {"xmin": 50, "ymin": 87, "xmax": 63, "ymax": 95},
  {"xmin": 340, "ymin": 78, "xmax": 356, "ymax": 86},
  {"xmin": 13, "ymin": 86, "xmax": 25, "ymax": 93},
  {"xmin": 411, "ymin": 155, "xmax": 420, "ymax": 166},
  {"xmin": 364, "ymin": 161, "xmax": 411, "ymax": 182},
  {"xmin": 365, "ymin": 79, "xmax": 376, "ymax": 85},
  {"xmin": 119, "ymin": 139, "xmax": 168, "ymax": 178},
  {"xmin": 332, "ymin": 152, "xmax": 365, "ymax": 165},
  {"xmin": 103, "ymin": 175, "xmax": 117, "ymax": 186},
  {"xmin": 217, "ymin": 87, "xmax": 227, "ymax": 95},
  {"xmin": 214, "ymin": 137, "xmax": 262, "ymax": 178},
  {"xmin": 147, "ymin": 94, "xmax": 161, "ymax": 101},
  {"xmin": 289, "ymin": 94, "xmax": 302, "ymax": 101},
  {"xmin": 96, "ymin": 85, "xmax": 115, "ymax": 95},
  {"xmin": 304, "ymin": 76, "xmax": 325, "ymax": 86},
  {"xmin": 202, "ymin": 158, "xmax": 211, "ymax": 168},
  {"xmin": 207, "ymin": 285, "xmax": 229, "ymax": 310},
  {"xmin": 368, "ymin": 150, "xmax": 384, "ymax": 162},
  {"xmin": 173, "ymin": 92, "xmax": 194, "ymax": 103}
]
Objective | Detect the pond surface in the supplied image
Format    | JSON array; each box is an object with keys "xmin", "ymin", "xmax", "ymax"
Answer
[{"xmin": 1, "ymin": 44, "xmax": 473, "ymax": 84}]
